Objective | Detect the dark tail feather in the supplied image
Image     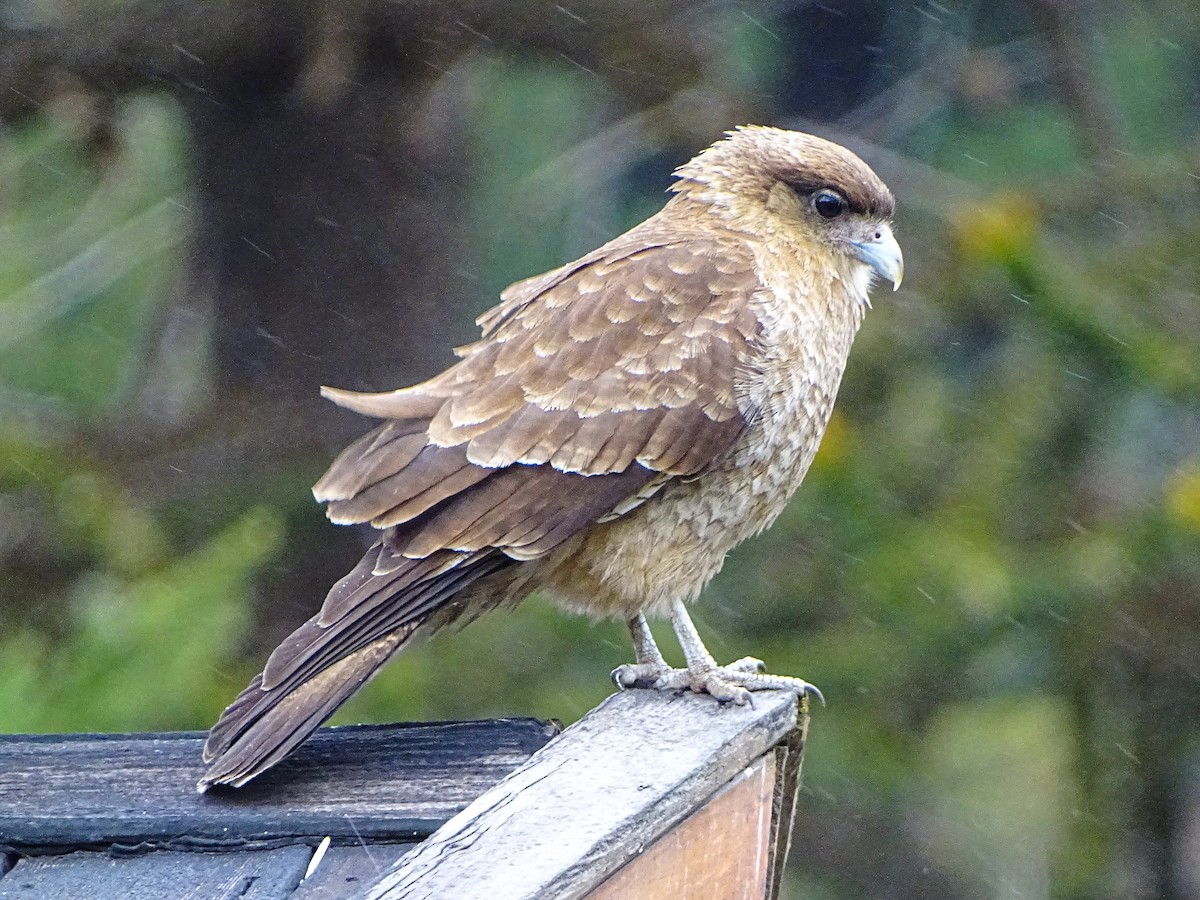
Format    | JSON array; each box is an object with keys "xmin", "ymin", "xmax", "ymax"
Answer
[
  {"xmin": 197, "ymin": 630, "xmax": 410, "ymax": 791},
  {"xmin": 198, "ymin": 549, "xmax": 514, "ymax": 792}
]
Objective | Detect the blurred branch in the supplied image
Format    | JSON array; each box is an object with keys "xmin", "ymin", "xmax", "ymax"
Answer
[
  {"xmin": 1024, "ymin": 0, "xmax": 1125, "ymax": 159},
  {"xmin": 838, "ymin": 38, "xmax": 1050, "ymax": 147},
  {"xmin": 0, "ymin": 0, "xmax": 739, "ymax": 120},
  {"xmin": 0, "ymin": 198, "xmax": 184, "ymax": 349}
]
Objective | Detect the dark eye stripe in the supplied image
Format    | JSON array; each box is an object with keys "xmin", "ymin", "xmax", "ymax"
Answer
[{"xmin": 778, "ymin": 171, "xmax": 893, "ymax": 218}]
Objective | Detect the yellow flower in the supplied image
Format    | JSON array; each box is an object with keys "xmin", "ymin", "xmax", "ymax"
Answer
[
  {"xmin": 1165, "ymin": 463, "xmax": 1200, "ymax": 532},
  {"xmin": 953, "ymin": 193, "xmax": 1039, "ymax": 263}
]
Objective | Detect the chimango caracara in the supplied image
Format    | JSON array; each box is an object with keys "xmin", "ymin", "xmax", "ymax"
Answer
[{"xmin": 198, "ymin": 126, "xmax": 902, "ymax": 790}]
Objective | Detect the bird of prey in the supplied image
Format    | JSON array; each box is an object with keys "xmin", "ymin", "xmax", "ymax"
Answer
[{"xmin": 198, "ymin": 125, "xmax": 902, "ymax": 791}]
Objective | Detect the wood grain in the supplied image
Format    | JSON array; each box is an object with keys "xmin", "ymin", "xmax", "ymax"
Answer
[
  {"xmin": 0, "ymin": 719, "xmax": 555, "ymax": 853},
  {"xmin": 586, "ymin": 752, "xmax": 777, "ymax": 900},
  {"xmin": 0, "ymin": 694, "xmax": 807, "ymax": 899},
  {"xmin": 0, "ymin": 846, "xmax": 312, "ymax": 900},
  {"xmin": 364, "ymin": 689, "xmax": 800, "ymax": 900},
  {"xmin": 290, "ymin": 844, "xmax": 416, "ymax": 900}
]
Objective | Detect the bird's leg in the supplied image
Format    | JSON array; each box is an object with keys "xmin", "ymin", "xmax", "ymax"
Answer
[
  {"xmin": 611, "ymin": 613, "xmax": 673, "ymax": 689},
  {"xmin": 654, "ymin": 600, "xmax": 823, "ymax": 705},
  {"xmin": 612, "ymin": 603, "xmax": 823, "ymax": 704}
]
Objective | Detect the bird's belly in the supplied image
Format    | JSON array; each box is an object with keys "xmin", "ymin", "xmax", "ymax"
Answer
[
  {"xmin": 534, "ymin": 355, "xmax": 848, "ymax": 621},
  {"xmin": 534, "ymin": 269, "xmax": 864, "ymax": 621}
]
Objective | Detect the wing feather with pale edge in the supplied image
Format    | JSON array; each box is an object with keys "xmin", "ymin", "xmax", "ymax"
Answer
[{"xmin": 319, "ymin": 234, "xmax": 762, "ymax": 482}]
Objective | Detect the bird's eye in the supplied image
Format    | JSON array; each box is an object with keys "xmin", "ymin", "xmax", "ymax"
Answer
[{"xmin": 812, "ymin": 190, "xmax": 847, "ymax": 219}]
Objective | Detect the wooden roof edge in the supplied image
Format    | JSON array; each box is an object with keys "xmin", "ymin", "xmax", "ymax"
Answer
[
  {"xmin": 361, "ymin": 688, "xmax": 806, "ymax": 900},
  {"xmin": 0, "ymin": 717, "xmax": 558, "ymax": 854}
]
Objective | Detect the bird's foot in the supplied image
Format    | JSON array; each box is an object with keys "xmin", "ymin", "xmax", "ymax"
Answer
[
  {"xmin": 654, "ymin": 660, "xmax": 823, "ymax": 706},
  {"xmin": 613, "ymin": 656, "xmax": 822, "ymax": 706}
]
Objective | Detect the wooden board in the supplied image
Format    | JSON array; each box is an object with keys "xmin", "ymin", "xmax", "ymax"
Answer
[
  {"xmin": 0, "ymin": 845, "xmax": 312, "ymax": 900},
  {"xmin": 363, "ymin": 689, "xmax": 802, "ymax": 900},
  {"xmin": 586, "ymin": 753, "xmax": 777, "ymax": 900},
  {"xmin": 0, "ymin": 694, "xmax": 807, "ymax": 900},
  {"xmin": 290, "ymin": 844, "xmax": 416, "ymax": 900},
  {"xmin": 764, "ymin": 713, "xmax": 808, "ymax": 900},
  {"xmin": 0, "ymin": 719, "xmax": 556, "ymax": 853}
]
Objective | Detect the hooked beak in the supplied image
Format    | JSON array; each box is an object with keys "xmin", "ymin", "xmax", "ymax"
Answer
[{"xmin": 851, "ymin": 223, "xmax": 904, "ymax": 291}]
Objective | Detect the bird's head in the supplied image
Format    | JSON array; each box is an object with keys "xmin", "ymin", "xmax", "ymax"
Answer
[{"xmin": 672, "ymin": 125, "xmax": 903, "ymax": 293}]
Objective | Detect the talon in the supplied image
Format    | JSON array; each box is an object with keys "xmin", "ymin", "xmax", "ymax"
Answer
[
  {"xmin": 653, "ymin": 601, "xmax": 818, "ymax": 709},
  {"xmin": 612, "ymin": 662, "xmax": 670, "ymax": 690}
]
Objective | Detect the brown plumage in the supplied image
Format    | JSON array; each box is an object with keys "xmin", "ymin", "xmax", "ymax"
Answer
[{"xmin": 199, "ymin": 126, "xmax": 903, "ymax": 790}]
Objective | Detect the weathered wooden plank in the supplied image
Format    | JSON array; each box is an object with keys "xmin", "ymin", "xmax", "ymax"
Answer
[
  {"xmin": 586, "ymin": 752, "xmax": 777, "ymax": 900},
  {"xmin": 0, "ymin": 845, "xmax": 311, "ymax": 900},
  {"xmin": 364, "ymin": 689, "xmax": 801, "ymax": 900},
  {"xmin": 290, "ymin": 844, "xmax": 416, "ymax": 899},
  {"xmin": 0, "ymin": 719, "xmax": 555, "ymax": 853},
  {"xmin": 764, "ymin": 713, "xmax": 808, "ymax": 900}
]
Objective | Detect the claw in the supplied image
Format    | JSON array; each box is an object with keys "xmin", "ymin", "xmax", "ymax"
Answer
[{"xmin": 612, "ymin": 663, "xmax": 667, "ymax": 690}]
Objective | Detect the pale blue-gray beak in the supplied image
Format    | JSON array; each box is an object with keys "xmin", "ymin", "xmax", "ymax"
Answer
[{"xmin": 851, "ymin": 223, "xmax": 904, "ymax": 291}]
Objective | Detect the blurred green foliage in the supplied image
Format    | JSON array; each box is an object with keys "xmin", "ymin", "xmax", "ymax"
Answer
[
  {"xmin": 0, "ymin": 504, "xmax": 282, "ymax": 732},
  {"xmin": 1, "ymin": 4, "xmax": 1198, "ymax": 899},
  {"xmin": 0, "ymin": 96, "xmax": 188, "ymax": 415}
]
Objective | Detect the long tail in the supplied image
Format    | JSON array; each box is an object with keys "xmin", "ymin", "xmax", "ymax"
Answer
[{"xmin": 197, "ymin": 546, "xmax": 513, "ymax": 791}]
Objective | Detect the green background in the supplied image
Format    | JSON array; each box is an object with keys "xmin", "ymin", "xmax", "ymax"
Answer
[{"xmin": 1, "ymin": 3, "xmax": 1197, "ymax": 897}]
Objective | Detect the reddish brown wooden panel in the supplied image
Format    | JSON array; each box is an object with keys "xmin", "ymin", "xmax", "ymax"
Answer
[{"xmin": 586, "ymin": 752, "xmax": 777, "ymax": 900}]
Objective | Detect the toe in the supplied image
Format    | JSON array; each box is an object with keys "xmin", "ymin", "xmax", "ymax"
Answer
[
  {"xmin": 720, "ymin": 686, "xmax": 753, "ymax": 706},
  {"xmin": 698, "ymin": 673, "xmax": 753, "ymax": 706},
  {"xmin": 652, "ymin": 669, "xmax": 691, "ymax": 692},
  {"xmin": 726, "ymin": 656, "xmax": 765, "ymax": 674}
]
